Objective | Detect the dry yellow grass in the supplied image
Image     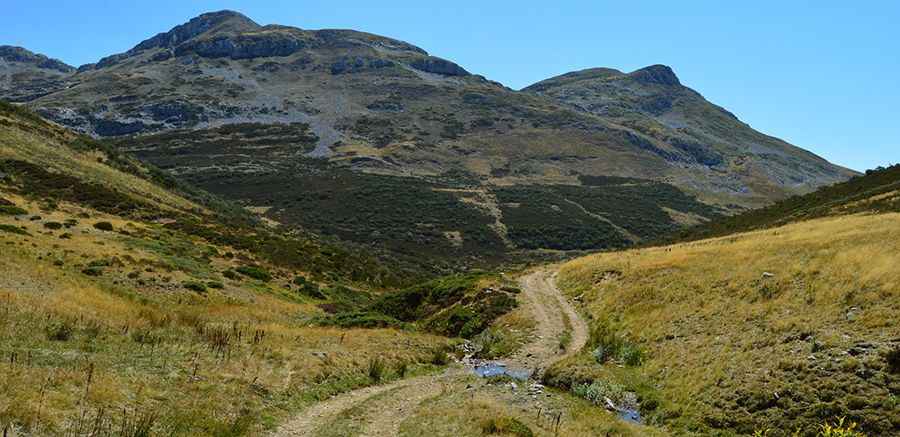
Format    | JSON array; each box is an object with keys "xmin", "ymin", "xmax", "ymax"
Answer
[
  {"xmin": 397, "ymin": 376, "xmax": 667, "ymax": 436},
  {"xmin": 0, "ymin": 113, "xmax": 199, "ymax": 213},
  {"xmin": 0, "ymin": 196, "xmax": 448, "ymax": 436},
  {"xmin": 555, "ymin": 212, "xmax": 900, "ymax": 435}
]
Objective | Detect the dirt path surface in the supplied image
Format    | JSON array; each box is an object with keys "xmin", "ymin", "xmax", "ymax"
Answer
[
  {"xmin": 510, "ymin": 270, "xmax": 589, "ymax": 375},
  {"xmin": 273, "ymin": 370, "xmax": 457, "ymax": 437},
  {"xmin": 271, "ymin": 269, "xmax": 586, "ymax": 436}
]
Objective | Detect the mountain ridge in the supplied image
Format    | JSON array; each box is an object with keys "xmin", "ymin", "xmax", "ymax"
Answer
[{"xmin": 0, "ymin": 10, "xmax": 856, "ymax": 260}]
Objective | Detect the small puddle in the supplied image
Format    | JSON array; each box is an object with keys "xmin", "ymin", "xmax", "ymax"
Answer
[
  {"xmin": 472, "ymin": 362, "xmax": 531, "ymax": 380},
  {"xmin": 617, "ymin": 408, "xmax": 642, "ymax": 424}
]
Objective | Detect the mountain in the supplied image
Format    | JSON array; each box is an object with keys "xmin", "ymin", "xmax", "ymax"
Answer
[
  {"xmin": 522, "ymin": 65, "xmax": 854, "ymax": 204},
  {"xmin": 0, "ymin": 10, "xmax": 855, "ymax": 260},
  {"xmin": 0, "ymin": 45, "xmax": 74, "ymax": 102}
]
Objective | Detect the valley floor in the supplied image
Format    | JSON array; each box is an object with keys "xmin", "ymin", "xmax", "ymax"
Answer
[{"xmin": 272, "ymin": 270, "xmax": 659, "ymax": 437}]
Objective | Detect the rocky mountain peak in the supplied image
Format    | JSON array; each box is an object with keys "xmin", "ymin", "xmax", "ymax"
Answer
[
  {"xmin": 131, "ymin": 10, "xmax": 260, "ymax": 52},
  {"xmin": 0, "ymin": 45, "xmax": 74, "ymax": 73},
  {"xmin": 627, "ymin": 64, "xmax": 681, "ymax": 86},
  {"xmin": 91, "ymin": 10, "xmax": 262, "ymax": 68}
]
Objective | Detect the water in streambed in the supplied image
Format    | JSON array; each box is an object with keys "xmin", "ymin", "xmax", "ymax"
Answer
[
  {"xmin": 472, "ymin": 362, "xmax": 531, "ymax": 380},
  {"xmin": 617, "ymin": 408, "xmax": 642, "ymax": 424}
]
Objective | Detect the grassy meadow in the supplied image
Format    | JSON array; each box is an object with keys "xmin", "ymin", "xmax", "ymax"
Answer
[
  {"xmin": 551, "ymin": 212, "xmax": 900, "ymax": 436},
  {"xmin": 0, "ymin": 194, "xmax": 449, "ymax": 435}
]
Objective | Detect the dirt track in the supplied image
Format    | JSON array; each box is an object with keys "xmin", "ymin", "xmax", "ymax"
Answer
[{"xmin": 271, "ymin": 268, "xmax": 587, "ymax": 436}]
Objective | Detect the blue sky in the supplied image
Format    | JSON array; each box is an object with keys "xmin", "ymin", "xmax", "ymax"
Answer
[{"xmin": 3, "ymin": 1, "xmax": 898, "ymax": 171}]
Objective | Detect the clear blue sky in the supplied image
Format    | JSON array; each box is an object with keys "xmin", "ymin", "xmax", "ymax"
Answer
[{"xmin": 3, "ymin": 1, "xmax": 898, "ymax": 171}]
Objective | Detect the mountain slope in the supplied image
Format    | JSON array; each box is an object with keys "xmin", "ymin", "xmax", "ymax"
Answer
[
  {"xmin": 8, "ymin": 11, "xmax": 850, "ymax": 200},
  {"xmin": 523, "ymin": 65, "xmax": 856, "ymax": 205},
  {"xmin": 0, "ymin": 10, "xmax": 855, "ymax": 259},
  {"xmin": 673, "ymin": 163, "xmax": 900, "ymax": 241}
]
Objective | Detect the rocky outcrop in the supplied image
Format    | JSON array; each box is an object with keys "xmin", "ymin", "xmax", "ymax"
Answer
[
  {"xmin": 410, "ymin": 56, "xmax": 470, "ymax": 76},
  {"xmin": 627, "ymin": 64, "xmax": 680, "ymax": 86},
  {"xmin": 93, "ymin": 10, "xmax": 262, "ymax": 68},
  {"xmin": 132, "ymin": 10, "xmax": 259, "ymax": 53},
  {"xmin": 330, "ymin": 56, "xmax": 394, "ymax": 74},
  {"xmin": 174, "ymin": 32, "xmax": 307, "ymax": 60}
]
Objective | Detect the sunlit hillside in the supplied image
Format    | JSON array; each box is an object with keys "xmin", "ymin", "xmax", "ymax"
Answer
[
  {"xmin": 0, "ymin": 103, "xmax": 512, "ymax": 435},
  {"xmin": 552, "ymin": 211, "xmax": 900, "ymax": 435}
]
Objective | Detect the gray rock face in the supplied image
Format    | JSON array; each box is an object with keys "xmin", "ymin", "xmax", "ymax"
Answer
[
  {"xmin": 330, "ymin": 56, "xmax": 394, "ymax": 74},
  {"xmin": 628, "ymin": 64, "xmax": 680, "ymax": 86},
  {"xmin": 410, "ymin": 56, "xmax": 470, "ymax": 76},
  {"xmin": 176, "ymin": 33, "xmax": 307, "ymax": 60},
  {"xmin": 93, "ymin": 10, "xmax": 264, "ymax": 67},
  {"xmin": 0, "ymin": 46, "xmax": 74, "ymax": 72},
  {"xmin": 92, "ymin": 118, "xmax": 147, "ymax": 136},
  {"xmin": 132, "ymin": 10, "xmax": 259, "ymax": 52}
]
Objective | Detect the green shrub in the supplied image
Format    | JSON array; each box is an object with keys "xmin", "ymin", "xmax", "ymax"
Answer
[
  {"xmin": 297, "ymin": 282, "xmax": 326, "ymax": 299},
  {"xmin": 81, "ymin": 266, "xmax": 104, "ymax": 276},
  {"xmin": 429, "ymin": 347, "xmax": 449, "ymax": 365},
  {"xmin": 93, "ymin": 221, "xmax": 114, "ymax": 231},
  {"xmin": 480, "ymin": 417, "xmax": 533, "ymax": 437},
  {"xmin": 395, "ymin": 361, "xmax": 408, "ymax": 378},
  {"xmin": 473, "ymin": 328, "xmax": 518, "ymax": 359},
  {"xmin": 235, "ymin": 265, "xmax": 272, "ymax": 282},
  {"xmin": 589, "ymin": 319, "xmax": 644, "ymax": 366},
  {"xmin": 87, "ymin": 259, "xmax": 111, "ymax": 268},
  {"xmin": 43, "ymin": 221, "xmax": 63, "ymax": 230},
  {"xmin": 182, "ymin": 281, "xmax": 208, "ymax": 293},
  {"xmin": 206, "ymin": 281, "xmax": 225, "ymax": 289},
  {"xmin": 886, "ymin": 346, "xmax": 900, "ymax": 374},
  {"xmin": 45, "ymin": 320, "xmax": 74, "ymax": 341},
  {"xmin": 367, "ymin": 357, "xmax": 385, "ymax": 383},
  {"xmin": 0, "ymin": 205, "xmax": 28, "ymax": 215},
  {"xmin": 573, "ymin": 380, "xmax": 626, "ymax": 406},
  {"xmin": 619, "ymin": 343, "xmax": 644, "ymax": 366},
  {"xmin": 222, "ymin": 269, "xmax": 239, "ymax": 280},
  {"xmin": 0, "ymin": 224, "xmax": 30, "ymax": 236},
  {"xmin": 319, "ymin": 311, "xmax": 404, "ymax": 329}
]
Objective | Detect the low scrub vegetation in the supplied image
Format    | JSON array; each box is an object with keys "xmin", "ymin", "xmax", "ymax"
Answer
[
  {"xmin": 235, "ymin": 265, "xmax": 272, "ymax": 282},
  {"xmin": 495, "ymin": 182, "xmax": 720, "ymax": 250},
  {"xmin": 673, "ymin": 163, "xmax": 900, "ymax": 243}
]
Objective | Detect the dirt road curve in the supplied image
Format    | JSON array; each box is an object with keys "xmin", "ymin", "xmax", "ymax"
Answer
[
  {"xmin": 271, "ymin": 268, "xmax": 586, "ymax": 437},
  {"xmin": 511, "ymin": 270, "xmax": 589, "ymax": 374}
]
